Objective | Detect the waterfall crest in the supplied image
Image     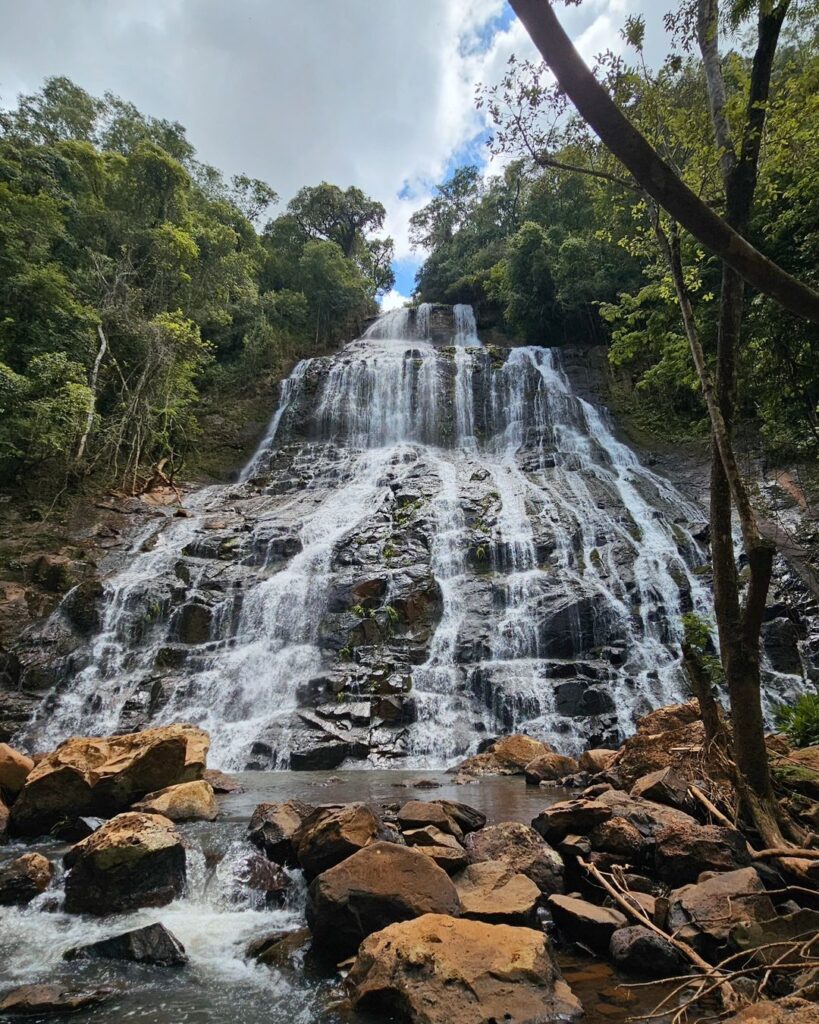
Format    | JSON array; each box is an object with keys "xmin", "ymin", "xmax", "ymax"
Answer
[{"xmin": 23, "ymin": 303, "xmax": 787, "ymax": 770}]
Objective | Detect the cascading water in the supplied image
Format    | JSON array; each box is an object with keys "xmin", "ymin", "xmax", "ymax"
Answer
[{"xmin": 20, "ymin": 303, "xmax": 801, "ymax": 770}]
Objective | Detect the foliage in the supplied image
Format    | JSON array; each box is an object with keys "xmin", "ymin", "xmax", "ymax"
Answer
[
  {"xmin": 0, "ymin": 77, "xmax": 393, "ymax": 491},
  {"xmin": 775, "ymin": 692, "xmax": 819, "ymax": 748}
]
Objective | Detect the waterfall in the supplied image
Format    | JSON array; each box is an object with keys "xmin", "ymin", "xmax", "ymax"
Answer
[{"xmin": 25, "ymin": 302, "xmax": 793, "ymax": 770}]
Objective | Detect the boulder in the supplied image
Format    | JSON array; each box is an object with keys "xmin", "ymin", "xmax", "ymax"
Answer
[
  {"xmin": 455, "ymin": 861, "xmax": 540, "ymax": 926},
  {"xmin": 0, "ymin": 796, "xmax": 8, "ymax": 843},
  {"xmin": 464, "ymin": 821, "xmax": 564, "ymax": 895},
  {"xmin": 594, "ymin": 787, "xmax": 698, "ymax": 836},
  {"xmin": 630, "ymin": 767, "xmax": 692, "ymax": 812},
  {"xmin": 532, "ymin": 798, "xmax": 612, "ymax": 844},
  {"xmin": 616, "ymin": 701, "xmax": 706, "ymax": 787},
  {"xmin": 132, "ymin": 780, "xmax": 218, "ymax": 822},
  {"xmin": 203, "ymin": 768, "xmax": 243, "ymax": 793},
  {"xmin": 588, "ymin": 817, "xmax": 646, "ymax": 861},
  {"xmin": 248, "ymin": 799, "xmax": 314, "ymax": 865},
  {"xmin": 654, "ymin": 822, "xmax": 750, "ymax": 884},
  {"xmin": 294, "ymin": 802, "xmax": 390, "ymax": 880},
  {"xmin": 53, "ymin": 816, "xmax": 105, "ymax": 842},
  {"xmin": 248, "ymin": 927, "xmax": 312, "ymax": 968},
  {"xmin": 64, "ymin": 923, "xmax": 187, "ymax": 966},
  {"xmin": 547, "ymin": 894, "xmax": 628, "ymax": 952},
  {"xmin": 64, "ymin": 812, "xmax": 186, "ymax": 915},
  {"xmin": 403, "ymin": 826, "xmax": 468, "ymax": 874},
  {"xmin": 667, "ymin": 867, "xmax": 776, "ymax": 959},
  {"xmin": 348, "ymin": 913, "xmax": 583, "ymax": 1024},
  {"xmin": 453, "ymin": 734, "xmax": 554, "ymax": 778},
  {"xmin": 397, "ymin": 799, "xmax": 485, "ymax": 839},
  {"xmin": 524, "ymin": 752, "xmax": 579, "ymax": 785},
  {"xmin": 0, "ymin": 743, "xmax": 33, "ymax": 797},
  {"xmin": 230, "ymin": 853, "xmax": 290, "ymax": 906},
  {"xmin": 0, "ymin": 852, "xmax": 53, "ymax": 905},
  {"xmin": 609, "ymin": 926, "xmax": 685, "ymax": 978},
  {"xmin": 579, "ymin": 749, "xmax": 617, "ymax": 773},
  {"xmin": 0, "ymin": 985, "xmax": 114, "ymax": 1016},
  {"xmin": 9, "ymin": 724, "xmax": 209, "ymax": 835},
  {"xmin": 307, "ymin": 841, "xmax": 460, "ymax": 957}
]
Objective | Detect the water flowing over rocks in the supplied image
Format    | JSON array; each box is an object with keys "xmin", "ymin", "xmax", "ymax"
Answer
[
  {"xmin": 10, "ymin": 303, "xmax": 803, "ymax": 773},
  {"xmin": 63, "ymin": 923, "xmax": 188, "ymax": 966}
]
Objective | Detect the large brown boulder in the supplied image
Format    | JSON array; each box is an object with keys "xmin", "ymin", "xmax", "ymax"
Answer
[
  {"xmin": 0, "ymin": 852, "xmax": 53, "ymax": 905},
  {"xmin": 630, "ymin": 767, "xmax": 693, "ymax": 812},
  {"xmin": 248, "ymin": 799, "xmax": 313, "ymax": 865},
  {"xmin": 464, "ymin": 821, "xmax": 564, "ymax": 895},
  {"xmin": 455, "ymin": 861, "xmax": 540, "ymax": 926},
  {"xmin": 132, "ymin": 780, "xmax": 218, "ymax": 822},
  {"xmin": 294, "ymin": 802, "xmax": 391, "ymax": 880},
  {"xmin": 524, "ymin": 752, "xmax": 579, "ymax": 785},
  {"xmin": 452, "ymin": 734, "xmax": 555, "ymax": 778},
  {"xmin": 579, "ymin": 748, "xmax": 617, "ymax": 773},
  {"xmin": 348, "ymin": 913, "xmax": 583, "ymax": 1024},
  {"xmin": 306, "ymin": 841, "xmax": 460, "ymax": 957},
  {"xmin": 667, "ymin": 867, "xmax": 776, "ymax": 960},
  {"xmin": 63, "ymin": 812, "xmax": 186, "ymax": 915},
  {"xmin": 532, "ymin": 798, "xmax": 613, "ymax": 844},
  {"xmin": 397, "ymin": 799, "xmax": 485, "ymax": 839},
  {"xmin": 0, "ymin": 743, "xmax": 33, "ymax": 798},
  {"xmin": 9, "ymin": 724, "xmax": 210, "ymax": 835},
  {"xmin": 547, "ymin": 894, "xmax": 627, "ymax": 952},
  {"xmin": 654, "ymin": 821, "xmax": 750, "ymax": 884}
]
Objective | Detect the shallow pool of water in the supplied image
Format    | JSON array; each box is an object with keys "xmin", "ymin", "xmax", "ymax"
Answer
[{"xmin": 0, "ymin": 771, "xmax": 678, "ymax": 1023}]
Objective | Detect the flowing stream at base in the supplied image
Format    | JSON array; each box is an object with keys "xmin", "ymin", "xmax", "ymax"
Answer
[{"xmin": 20, "ymin": 301, "xmax": 803, "ymax": 770}]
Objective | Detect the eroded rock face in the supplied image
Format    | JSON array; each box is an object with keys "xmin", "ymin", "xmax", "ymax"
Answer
[
  {"xmin": 347, "ymin": 913, "xmax": 583, "ymax": 1024},
  {"xmin": 9, "ymin": 724, "xmax": 209, "ymax": 835},
  {"xmin": 464, "ymin": 820, "xmax": 564, "ymax": 896},
  {"xmin": 132, "ymin": 780, "xmax": 218, "ymax": 822},
  {"xmin": 0, "ymin": 852, "xmax": 53, "ymax": 905},
  {"xmin": 294, "ymin": 802, "xmax": 390, "ymax": 880},
  {"xmin": 306, "ymin": 842, "xmax": 460, "ymax": 957},
  {"xmin": 64, "ymin": 923, "xmax": 187, "ymax": 966},
  {"xmin": 63, "ymin": 812, "xmax": 186, "ymax": 915}
]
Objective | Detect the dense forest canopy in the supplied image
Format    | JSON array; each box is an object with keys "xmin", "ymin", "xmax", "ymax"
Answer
[
  {"xmin": 414, "ymin": 10, "xmax": 819, "ymax": 458},
  {"xmin": 0, "ymin": 77, "xmax": 394, "ymax": 491}
]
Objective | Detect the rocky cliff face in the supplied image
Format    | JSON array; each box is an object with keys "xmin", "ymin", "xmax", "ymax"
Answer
[{"xmin": 2, "ymin": 305, "xmax": 813, "ymax": 767}]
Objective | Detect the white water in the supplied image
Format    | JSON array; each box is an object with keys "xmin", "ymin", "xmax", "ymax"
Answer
[{"xmin": 23, "ymin": 304, "xmax": 723, "ymax": 767}]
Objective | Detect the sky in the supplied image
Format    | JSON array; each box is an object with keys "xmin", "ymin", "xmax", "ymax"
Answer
[{"xmin": 0, "ymin": 0, "xmax": 673, "ymax": 308}]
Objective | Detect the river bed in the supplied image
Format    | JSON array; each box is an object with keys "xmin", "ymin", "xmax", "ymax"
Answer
[{"xmin": 0, "ymin": 771, "xmax": 681, "ymax": 1023}]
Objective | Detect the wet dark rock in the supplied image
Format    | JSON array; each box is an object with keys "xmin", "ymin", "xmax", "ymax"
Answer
[
  {"xmin": 0, "ymin": 853, "xmax": 53, "ymax": 905},
  {"xmin": 762, "ymin": 618, "xmax": 803, "ymax": 675},
  {"xmin": 0, "ymin": 984, "xmax": 114, "ymax": 1016},
  {"xmin": 203, "ymin": 768, "xmax": 243, "ymax": 793},
  {"xmin": 63, "ymin": 812, "xmax": 186, "ymax": 915},
  {"xmin": 175, "ymin": 601, "xmax": 213, "ymax": 644},
  {"xmin": 64, "ymin": 922, "xmax": 187, "ymax": 966},
  {"xmin": 61, "ymin": 579, "xmax": 103, "ymax": 636},
  {"xmin": 53, "ymin": 816, "xmax": 105, "ymax": 842},
  {"xmin": 248, "ymin": 799, "xmax": 314, "ymax": 865},
  {"xmin": 609, "ymin": 926, "xmax": 684, "ymax": 977},
  {"xmin": 231, "ymin": 853, "xmax": 290, "ymax": 906},
  {"xmin": 307, "ymin": 841, "xmax": 460, "ymax": 957},
  {"xmin": 249, "ymin": 928, "xmax": 312, "ymax": 968}
]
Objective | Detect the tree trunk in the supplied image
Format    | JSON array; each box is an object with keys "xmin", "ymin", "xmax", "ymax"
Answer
[
  {"xmin": 75, "ymin": 323, "xmax": 108, "ymax": 464},
  {"xmin": 507, "ymin": 0, "xmax": 819, "ymax": 324}
]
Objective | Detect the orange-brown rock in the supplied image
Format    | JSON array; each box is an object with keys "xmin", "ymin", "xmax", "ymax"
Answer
[
  {"xmin": 452, "ymin": 734, "xmax": 554, "ymax": 778},
  {"xmin": 455, "ymin": 860, "xmax": 540, "ymax": 926},
  {"xmin": 307, "ymin": 841, "xmax": 460, "ymax": 956},
  {"xmin": 397, "ymin": 798, "xmax": 485, "ymax": 839},
  {"xmin": 248, "ymin": 799, "xmax": 314, "ymax": 865},
  {"xmin": 9, "ymin": 724, "xmax": 209, "ymax": 835},
  {"xmin": 0, "ymin": 984, "xmax": 113, "ymax": 1016},
  {"xmin": 294, "ymin": 802, "xmax": 390, "ymax": 880},
  {"xmin": 524, "ymin": 751, "xmax": 579, "ymax": 785},
  {"xmin": 348, "ymin": 913, "xmax": 583, "ymax": 1024},
  {"xmin": 654, "ymin": 821, "xmax": 750, "ymax": 884},
  {"xmin": 721, "ymin": 998, "xmax": 819, "ymax": 1024},
  {"xmin": 464, "ymin": 820, "xmax": 564, "ymax": 895},
  {"xmin": 579, "ymin": 748, "xmax": 617, "ymax": 773},
  {"xmin": 132, "ymin": 780, "xmax": 218, "ymax": 822},
  {"xmin": 616, "ymin": 702, "xmax": 706, "ymax": 787},
  {"xmin": 63, "ymin": 812, "xmax": 186, "ymax": 915},
  {"xmin": 548, "ymin": 894, "xmax": 628, "ymax": 952},
  {"xmin": 0, "ymin": 743, "xmax": 33, "ymax": 797},
  {"xmin": 403, "ymin": 825, "xmax": 468, "ymax": 874},
  {"xmin": 0, "ymin": 852, "xmax": 53, "ymax": 905}
]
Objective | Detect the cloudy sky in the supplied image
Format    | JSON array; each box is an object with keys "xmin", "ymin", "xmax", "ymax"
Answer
[{"xmin": 0, "ymin": 0, "xmax": 673, "ymax": 306}]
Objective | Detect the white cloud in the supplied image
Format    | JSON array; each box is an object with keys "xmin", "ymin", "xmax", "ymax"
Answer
[
  {"xmin": 0, "ymin": 0, "xmax": 672, "ymax": 268},
  {"xmin": 379, "ymin": 288, "xmax": 411, "ymax": 311}
]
